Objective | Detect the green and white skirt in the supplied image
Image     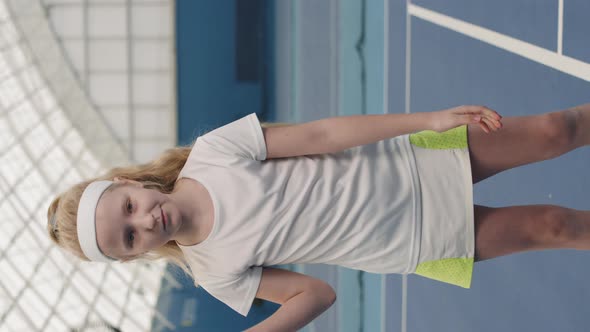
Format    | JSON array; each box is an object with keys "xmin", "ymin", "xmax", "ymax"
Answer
[{"xmin": 408, "ymin": 125, "xmax": 475, "ymax": 288}]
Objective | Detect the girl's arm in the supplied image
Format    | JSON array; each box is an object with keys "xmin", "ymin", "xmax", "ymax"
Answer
[
  {"xmin": 244, "ymin": 268, "xmax": 336, "ymax": 332},
  {"xmin": 313, "ymin": 105, "xmax": 501, "ymax": 154},
  {"xmin": 262, "ymin": 112, "xmax": 432, "ymax": 159},
  {"xmin": 262, "ymin": 105, "xmax": 501, "ymax": 158},
  {"xmin": 314, "ymin": 112, "xmax": 433, "ymax": 154}
]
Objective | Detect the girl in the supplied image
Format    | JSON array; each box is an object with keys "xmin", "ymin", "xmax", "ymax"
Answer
[{"xmin": 47, "ymin": 104, "xmax": 590, "ymax": 331}]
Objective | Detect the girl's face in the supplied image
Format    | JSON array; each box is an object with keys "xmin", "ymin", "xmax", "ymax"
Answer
[{"xmin": 94, "ymin": 179, "xmax": 181, "ymax": 260}]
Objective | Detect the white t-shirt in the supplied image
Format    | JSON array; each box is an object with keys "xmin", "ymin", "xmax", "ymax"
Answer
[{"xmin": 177, "ymin": 113, "xmax": 422, "ymax": 316}]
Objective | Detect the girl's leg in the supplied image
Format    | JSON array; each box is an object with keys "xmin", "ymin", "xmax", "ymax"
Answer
[
  {"xmin": 474, "ymin": 204, "xmax": 590, "ymax": 261},
  {"xmin": 467, "ymin": 103, "xmax": 590, "ymax": 184}
]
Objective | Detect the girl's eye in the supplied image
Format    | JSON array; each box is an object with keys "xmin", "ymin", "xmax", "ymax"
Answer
[
  {"xmin": 126, "ymin": 199, "xmax": 133, "ymax": 213},
  {"xmin": 128, "ymin": 232, "xmax": 134, "ymax": 248}
]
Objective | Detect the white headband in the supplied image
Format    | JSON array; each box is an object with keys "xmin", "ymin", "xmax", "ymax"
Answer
[{"xmin": 77, "ymin": 180, "xmax": 117, "ymax": 263}]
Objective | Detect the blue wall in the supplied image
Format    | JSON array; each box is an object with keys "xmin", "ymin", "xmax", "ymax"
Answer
[{"xmin": 176, "ymin": 0, "xmax": 273, "ymax": 146}]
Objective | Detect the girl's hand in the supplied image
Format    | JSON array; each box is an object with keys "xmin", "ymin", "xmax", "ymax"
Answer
[{"xmin": 430, "ymin": 105, "xmax": 503, "ymax": 133}]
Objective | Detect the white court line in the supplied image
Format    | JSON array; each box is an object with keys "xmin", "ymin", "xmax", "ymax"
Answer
[
  {"xmin": 401, "ymin": 275, "xmax": 408, "ymax": 332},
  {"xmin": 383, "ymin": 0, "xmax": 390, "ymax": 117},
  {"xmin": 409, "ymin": 3, "xmax": 590, "ymax": 82},
  {"xmin": 331, "ymin": 0, "xmax": 340, "ymax": 118},
  {"xmin": 558, "ymin": 0, "xmax": 563, "ymax": 55},
  {"xmin": 381, "ymin": 0, "xmax": 389, "ymax": 329},
  {"xmin": 405, "ymin": 2, "xmax": 412, "ymax": 115}
]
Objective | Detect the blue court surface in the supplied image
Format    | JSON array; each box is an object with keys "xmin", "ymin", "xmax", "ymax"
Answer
[
  {"xmin": 169, "ymin": 1, "xmax": 590, "ymax": 331},
  {"xmin": 272, "ymin": 1, "xmax": 590, "ymax": 332}
]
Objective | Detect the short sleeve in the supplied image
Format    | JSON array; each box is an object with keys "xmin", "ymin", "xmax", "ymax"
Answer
[
  {"xmin": 198, "ymin": 113, "xmax": 267, "ymax": 161},
  {"xmin": 199, "ymin": 266, "xmax": 263, "ymax": 317}
]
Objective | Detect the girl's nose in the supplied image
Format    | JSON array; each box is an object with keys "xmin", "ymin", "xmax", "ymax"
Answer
[{"xmin": 138, "ymin": 212, "xmax": 157, "ymax": 231}]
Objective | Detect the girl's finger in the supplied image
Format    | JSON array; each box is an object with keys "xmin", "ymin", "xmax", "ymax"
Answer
[
  {"xmin": 479, "ymin": 106, "xmax": 502, "ymax": 121},
  {"xmin": 473, "ymin": 117, "xmax": 491, "ymax": 133},
  {"xmin": 481, "ymin": 117, "xmax": 497, "ymax": 131},
  {"xmin": 479, "ymin": 122, "xmax": 490, "ymax": 133},
  {"xmin": 487, "ymin": 115, "xmax": 502, "ymax": 128},
  {"xmin": 483, "ymin": 116, "xmax": 498, "ymax": 128},
  {"xmin": 462, "ymin": 106, "xmax": 503, "ymax": 127},
  {"xmin": 462, "ymin": 105, "xmax": 488, "ymax": 114},
  {"xmin": 494, "ymin": 118, "xmax": 503, "ymax": 129},
  {"xmin": 490, "ymin": 110, "xmax": 502, "ymax": 121},
  {"xmin": 467, "ymin": 107, "xmax": 502, "ymax": 123}
]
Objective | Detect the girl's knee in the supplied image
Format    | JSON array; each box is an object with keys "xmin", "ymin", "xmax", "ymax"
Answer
[
  {"xmin": 545, "ymin": 109, "xmax": 581, "ymax": 150},
  {"xmin": 474, "ymin": 205, "xmax": 577, "ymax": 261},
  {"xmin": 535, "ymin": 206, "xmax": 577, "ymax": 246},
  {"xmin": 544, "ymin": 110, "xmax": 579, "ymax": 154}
]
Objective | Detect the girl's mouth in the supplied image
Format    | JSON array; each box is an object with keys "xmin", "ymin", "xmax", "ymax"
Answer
[{"xmin": 161, "ymin": 207, "xmax": 166, "ymax": 230}]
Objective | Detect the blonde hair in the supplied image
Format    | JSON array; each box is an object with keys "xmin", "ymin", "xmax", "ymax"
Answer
[{"xmin": 47, "ymin": 120, "xmax": 289, "ymax": 284}]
